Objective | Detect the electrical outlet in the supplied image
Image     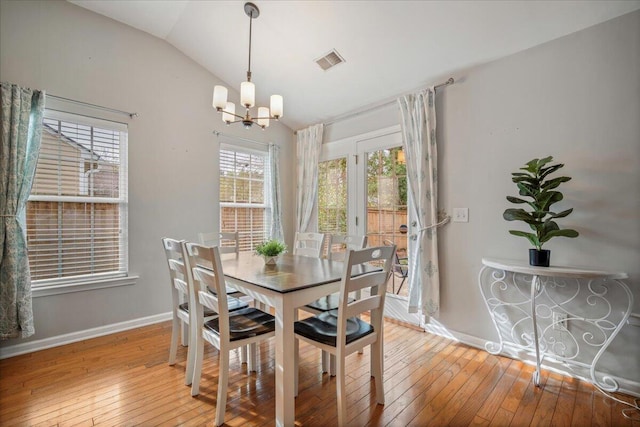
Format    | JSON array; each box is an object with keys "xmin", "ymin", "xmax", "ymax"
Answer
[
  {"xmin": 452, "ymin": 208, "xmax": 469, "ymax": 223},
  {"xmin": 553, "ymin": 311, "xmax": 568, "ymax": 330}
]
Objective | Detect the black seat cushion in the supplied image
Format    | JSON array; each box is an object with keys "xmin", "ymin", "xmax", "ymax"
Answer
[
  {"xmin": 178, "ymin": 296, "xmax": 248, "ymax": 317},
  {"xmin": 207, "ymin": 285, "xmax": 241, "ymax": 295},
  {"xmin": 305, "ymin": 293, "xmax": 355, "ymax": 312},
  {"xmin": 294, "ymin": 311, "xmax": 374, "ymax": 347},
  {"xmin": 204, "ymin": 307, "xmax": 275, "ymax": 341}
]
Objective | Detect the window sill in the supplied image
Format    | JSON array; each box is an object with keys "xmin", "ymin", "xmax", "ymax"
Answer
[{"xmin": 32, "ymin": 275, "xmax": 138, "ymax": 298}]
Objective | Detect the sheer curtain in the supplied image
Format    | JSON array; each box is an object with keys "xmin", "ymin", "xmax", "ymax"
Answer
[
  {"xmin": 295, "ymin": 124, "xmax": 323, "ymax": 233},
  {"xmin": 0, "ymin": 82, "xmax": 45, "ymax": 339},
  {"xmin": 398, "ymin": 88, "xmax": 441, "ymax": 320},
  {"xmin": 267, "ymin": 143, "xmax": 284, "ymax": 241}
]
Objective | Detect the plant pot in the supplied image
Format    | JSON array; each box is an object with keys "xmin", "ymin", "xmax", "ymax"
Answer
[
  {"xmin": 529, "ymin": 249, "xmax": 550, "ymax": 267},
  {"xmin": 262, "ymin": 255, "xmax": 279, "ymax": 265}
]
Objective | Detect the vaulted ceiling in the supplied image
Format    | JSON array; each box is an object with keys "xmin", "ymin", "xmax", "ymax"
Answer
[{"xmin": 70, "ymin": 0, "xmax": 640, "ymax": 130}]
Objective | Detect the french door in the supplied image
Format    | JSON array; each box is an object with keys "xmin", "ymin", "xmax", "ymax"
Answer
[{"xmin": 318, "ymin": 126, "xmax": 420, "ymax": 325}]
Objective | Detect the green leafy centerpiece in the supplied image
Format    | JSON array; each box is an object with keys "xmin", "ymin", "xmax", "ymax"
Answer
[
  {"xmin": 254, "ymin": 239, "xmax": 287, "ymax": 265},
  {"xmin": 503, "ymin": 156, "xmax": 579, "ymax": 267}
]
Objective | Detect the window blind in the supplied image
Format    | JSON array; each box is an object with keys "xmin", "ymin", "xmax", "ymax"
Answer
[
  {"xmin": 27, "ymin": 111, "xmax": 128, "ymax": 283},
  {"xmin": 219, "ymin": 148, "xmax": 269, "ymax": 252}
]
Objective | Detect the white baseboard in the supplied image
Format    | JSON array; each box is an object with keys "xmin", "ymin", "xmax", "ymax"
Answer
[
  {"xmin": 423, "ymin": 322, "xmax": 640, "ymax": 398},
  {"xmin": 0, "ymin": 312, "xmax": 172, "ymax": 360}
]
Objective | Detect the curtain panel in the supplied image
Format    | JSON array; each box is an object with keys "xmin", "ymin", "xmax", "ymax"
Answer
[
  {"xmin": 267, "ymin": 143, "xmax": 284, "ymax": 241},
  {"xmin": 397, "ymin": 88, "xmax": 441, "ymax": 320},
  {"xmin": 295, "ymin": 124, "xmax": 323, "ymax": 233},
  {"xmin": 0, "ymin": 82, "xmax": 45, "ymax": 339}
]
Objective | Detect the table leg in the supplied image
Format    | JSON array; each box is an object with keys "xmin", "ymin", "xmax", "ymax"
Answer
[
  {"xmin": 531, "ymin": 274, "xmax": 541, "ymax": 387},
  {"xmin": 275, "ymin": 297, "xmax": 296, "ymax": 427}
]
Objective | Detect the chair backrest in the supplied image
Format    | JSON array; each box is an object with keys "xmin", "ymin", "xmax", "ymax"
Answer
[
  {"xmin": 336, "ymin": 245, "xmax": 395, "ymax": 346},
  {"xmin": 328, "ymin": 234, "xmax": 368, "ymax": 262},
  {"xmin": 198, "ymin": 231, "xmax": 239, "ymax": 255},
  {"xmin": 185, "ymin": 243, "xmax": 232, "ymax": 340},
  {"xmin": 293, "ymin": 232, "xmax": 327, "ymax": 258},
  {"xmin": 162, "ymin": 237, "xmax": 191, "ymax": 307}
]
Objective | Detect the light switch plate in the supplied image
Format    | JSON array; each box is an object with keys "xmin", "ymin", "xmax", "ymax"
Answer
[{"xmin": 453, "ymin": 208, "xmax": 469, "ymax": 223}]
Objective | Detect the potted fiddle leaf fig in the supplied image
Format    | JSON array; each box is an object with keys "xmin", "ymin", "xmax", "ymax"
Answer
[
  {"xmin": 503, "ymin": 156, "xmax": 579, "ymax": 267},
  {"xmin": 255, "ymin": 239, "xmax": 287, "ymax": 265}
]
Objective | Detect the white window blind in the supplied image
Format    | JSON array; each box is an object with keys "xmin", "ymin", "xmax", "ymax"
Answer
[
  {"xmin": 27, "ymin": 110, "xmax": 128, "ymax": 284},
  {"xmin": 219, "ymin": 147, "xmax": 269, "ymax": 252}
]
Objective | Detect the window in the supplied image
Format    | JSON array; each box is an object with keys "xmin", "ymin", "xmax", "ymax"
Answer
[
  {"xmin": 27, "ymin": 110, "xmax": 129, "ymax": 289},
  {"xmin": 219, "ymin": 146, "xmax": 269, "ymax": 252},
  {"xmin": 318, "ymin": 157, "xmax": 348, "ymax": 235}
]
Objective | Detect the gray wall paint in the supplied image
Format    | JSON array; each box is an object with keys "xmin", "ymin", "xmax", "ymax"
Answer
[
  {"xmin": 326, "ymin": 11, "xmax": 640, "ymax": 384},
  {"xmin": 0, "ymin": 0, "xmax": 295, "ymax": 344}
]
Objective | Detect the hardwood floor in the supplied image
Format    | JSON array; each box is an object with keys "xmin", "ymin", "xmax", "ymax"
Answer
[{"xmin": 1, "ymin": 319, "xmax": 638, "ymax": 426}]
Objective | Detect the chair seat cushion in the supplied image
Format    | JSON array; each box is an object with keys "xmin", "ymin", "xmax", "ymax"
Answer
[
  {"xmin": 179, "ymin": 296, "xmax": 248, "ymax": 317},
  {"xmin": 305, "ymin": 293, "xmax": 355, "ymax": 312},
  {"xmin": 294, "ymin": 311, "xmax": 374, "ymax": 347},
  {"xmin": 204, "ymin": 307, "xmax": 275, "ymax": 341},
  {"xmin": 207, "ymin": 285, "xmax": 241, "ymax": 295}
]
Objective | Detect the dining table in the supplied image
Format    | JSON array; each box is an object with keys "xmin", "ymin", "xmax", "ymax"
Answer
[{"xmin": 220, "ymin": 251, "xmax": 370, "ymax": 427}]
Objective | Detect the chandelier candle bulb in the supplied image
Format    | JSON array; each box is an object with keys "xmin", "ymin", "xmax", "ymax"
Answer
[
  {"xmin": 213, "ymin": 86, "xmax": 228, "ymax": 109},
  {"xmin": 241, "ymin": 81, "xmax": 255, "ymax": 107},
  {"xmin": 270, "ymin": 95, "xmax": 283, "ymax": 119},
  {"xmin": 258, "ymin": 107, "xmax": 270, "ymax": 128},
  {"xmin": 222, "ymin": 102, "xmax": 236, "ymax": 124}
]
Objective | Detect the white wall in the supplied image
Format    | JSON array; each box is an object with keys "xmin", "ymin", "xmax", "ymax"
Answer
[
  {"xmin": 0, "ymin": 0, "xmax": 295, "ymax": 345},
  {"xmin": 326, "ymin": 11, "xmax": 640, "ymax": 386}
]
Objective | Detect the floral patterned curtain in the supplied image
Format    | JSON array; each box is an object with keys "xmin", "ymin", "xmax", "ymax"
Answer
[
  {"xmin": 397, "ymin": 88, "xmax": 440, "ymax": 320},
  {"xmin": 0, "ymin": 82, "xmax": 45, "ymax": 339},
  {"xmin": 295, "ymin": 124, "xmax": 323, "ymax": 233}
]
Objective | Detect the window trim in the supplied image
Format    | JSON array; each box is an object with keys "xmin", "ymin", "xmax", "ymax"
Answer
[{"xmin": 27, "ymin": 109, "xmax": 133, "ymax": 292}]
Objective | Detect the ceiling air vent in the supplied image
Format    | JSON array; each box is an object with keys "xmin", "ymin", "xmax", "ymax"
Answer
[{"xmin": 315, "ymin": 49, "xmax": 345, "ymax": 71}]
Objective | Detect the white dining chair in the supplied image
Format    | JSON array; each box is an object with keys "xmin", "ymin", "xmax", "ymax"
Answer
[
  {"xmin": 300, "ymin": 234, "xmax": 368, "ymax": 375},
  {"xmin": 294, "ymin": 245, "xmax": 395, "ymax": 426},
  {"xmin": 162, "ymin": 237, "xmax": 222, "ymax": 385},
  {"xmin": 186, "ymin": 242, "xmax": 276, "ymax": 427},
  {"xmin": 292, "ymin": 232, "xmax": 327, "ymax": 258},
  {"xmin": 198, "ymin": 231, "xmax": 244, "ymax": 297}
]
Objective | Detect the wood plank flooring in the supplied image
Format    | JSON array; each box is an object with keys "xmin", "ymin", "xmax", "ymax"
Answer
[{"xmin": 1, "ymin": 319, "xmax": 638, "ymax": 426}]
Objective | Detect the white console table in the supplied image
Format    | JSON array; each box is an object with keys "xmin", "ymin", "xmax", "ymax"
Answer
[{"xmin": 478, "ymin": 258, "xmax": 632, "ymax": 390}]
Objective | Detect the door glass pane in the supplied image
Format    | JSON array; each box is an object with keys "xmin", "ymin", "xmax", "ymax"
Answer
[
  {"xmin": 366, "ymin": 147, "xmax": 409, "ymax": 296},
  {"xmin": 318, "ymin": 157, "xmax": 348, "ymax": 235}
]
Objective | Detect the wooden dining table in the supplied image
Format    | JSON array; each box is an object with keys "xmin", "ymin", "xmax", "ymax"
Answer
[{"xmin": 220, "ymin": 252, "xmax": 363, "ymax": 427}]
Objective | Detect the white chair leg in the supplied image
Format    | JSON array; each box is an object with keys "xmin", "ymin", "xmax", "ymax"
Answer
[
  {"xmin": 330, "ymin": 354, "xmax": 336, "ymax": 377},
  {"xmin": 184, "ymin": 321, "xmax": 195, "ymax": 386},
  {"xmin": 336, "ymin": 355, "xmax": 347, "ymax": 427},
  {"xmin": 240, "ymin": 345, "xmax": 248, "ymax": 364},
  {"xmin": 372, "ymin": 342, "xmax": 384, "ymax": 404},
  {"xmin": 169, "ymin": 314, "xmax": 180, "ymax": 365},
  {"xmin": 181, "ymin": 319, "xmax": 189, "ymax": 347},
  {"xmin": 321, "ymin": 350, "xmax": 329, "ymax": 373},
  {"xmin": 248, "ymin": 342, "xmax": 257, "ymax": 372},
  {"xmin": 294, "ymin": 338, "xmax": 299, "ymax": 397},
  {"xmin": 215, "ymin": 350, "xmax": 230, "ymax": 427},
  {"xmin": 190, "ymin": 333, "xmax": 205, "ymax": 395}
]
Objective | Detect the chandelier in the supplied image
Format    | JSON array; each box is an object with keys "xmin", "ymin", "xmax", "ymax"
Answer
[{"xmin": 212, "ymin": 2, "xmax": 283, "ymax": 129}]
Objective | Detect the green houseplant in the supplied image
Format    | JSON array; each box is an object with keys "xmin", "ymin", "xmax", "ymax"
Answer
[
  {"xmin": 503, "ymin": 156, "xmax": 579, "ymax": 267},
  {"xmin": 254, "ymin": 239, "xmax": 287, "ymax": 265}
]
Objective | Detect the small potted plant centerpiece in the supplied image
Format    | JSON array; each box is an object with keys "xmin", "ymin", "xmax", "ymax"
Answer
[
  {"xmin": 503, "ymin": 156, "xmax": 579, "ymax": 267},
  {"xmin": 255, "ymin": 239, "xmax": 287, "ymax": 265}
]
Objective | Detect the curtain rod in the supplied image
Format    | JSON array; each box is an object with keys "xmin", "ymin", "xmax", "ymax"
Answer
[
  {"xmin": 294, "ymin": 77, "xmax": 455, "ymax": 134},
  {"xmin": 47, "ymin": 94, "xmax": 138, "ymax": 118},
  {"xmin": 213, "ymin": 130, "xmax": 270, "ymax": 147}
]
